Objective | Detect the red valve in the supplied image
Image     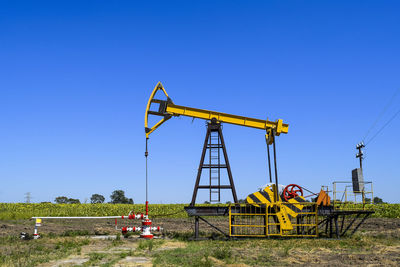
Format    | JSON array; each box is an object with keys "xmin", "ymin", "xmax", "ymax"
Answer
[{"xmin": 283, "ymin": 184, "xmax": 303, "ymax": 201}]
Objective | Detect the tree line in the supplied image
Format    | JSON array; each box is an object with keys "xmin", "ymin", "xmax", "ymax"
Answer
[{"xmin": 54, "ymin": 190, "xmax": 133, "ymax": 204}]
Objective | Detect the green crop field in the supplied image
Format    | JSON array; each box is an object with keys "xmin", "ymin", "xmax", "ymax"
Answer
[
  {"xmin": 0, "ymin": 203, "xmax": 188, "ymax": 220},
  {"xmin": 0, "ymin": 203, "xmax": 399, "ymax": 220}
]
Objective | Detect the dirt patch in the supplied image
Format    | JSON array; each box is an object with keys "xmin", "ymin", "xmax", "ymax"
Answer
[
  {"xmin": 0, "ymin": 217, "xmax": 229, "ymax": 238},
  {"xmin": 157, "ymin": 240, "xmax": 186, "ymax": 251},
  {"xmin": 356, "ymin": 217, "xmax": 400, "ymax": 231},
  {"xmin": 356, "ymin": 218, "xmax": 400, "ymax": 238},
  {"xmin": 2, "ymin": 217, "xmax": 398, "ymax": 239},
  {"xmin": 284, "ymin": 245, "xmax": 400, "ymax": 266},
  {"xmin": 1, "ymin": 219, "xmax": 122, "ymax": 237},
  {"xmin": 115, "ymin": 256, "xmax": 152, "ymax": 267},
  {"xmin": 40, "ymin": 256, "xmax": 89, "ymax": 267},
  {"xmin": 37, "ymin": 239, "xmax": 183, "ymax": 267},
  {"xmin": 37, "ymin": 238, "xmax": 139, "ymax": 267}
]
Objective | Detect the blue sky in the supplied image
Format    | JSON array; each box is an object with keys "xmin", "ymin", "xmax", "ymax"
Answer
[{"xmin": 1, "ymin": 1, "xmax": 399, "ymax": 203}]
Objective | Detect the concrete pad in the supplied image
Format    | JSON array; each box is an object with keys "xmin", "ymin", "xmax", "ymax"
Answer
[{"xmin": 114, "ymin": 256, "xmax": 152, "ymax": 267}]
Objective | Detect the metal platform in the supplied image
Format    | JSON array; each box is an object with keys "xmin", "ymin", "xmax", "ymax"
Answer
[
  {"xmin": 184, "ymin": 205, "xmax": 374, "ymax": 239},
  {"xmin": 319, "ymin": 209, "xmax": 374, "ymax": 238},
  {"xmin": 184, "ymin": 205, "xmax": 229, "ymax": 216}
]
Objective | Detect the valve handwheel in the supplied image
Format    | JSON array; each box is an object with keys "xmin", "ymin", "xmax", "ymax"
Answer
[{"xmin": 283, "ymin": 184, "xmax": 303, "ymax": 201}]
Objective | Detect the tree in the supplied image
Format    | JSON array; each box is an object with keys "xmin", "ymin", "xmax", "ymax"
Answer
[
  {"xmin": 55, "ymin": 196, "xmax": 80, "ymax": 204},
  {"xmin": 91, "ymin": 194, "xmax": 105, "ymax": 204},
  {"xmin": 373, "ymin": 196, "xmax": 384, "ymax": 204},
  {"xmin": 110, "ymin": 190, "xmax": 133, "ymax": 204},
  {"xmin": 67, "ymin": 198, "xmax": 80, "ymax": 204},
  {"xmin": 55, "ymin": 196, "xmax": 69, "ymax": 204}
]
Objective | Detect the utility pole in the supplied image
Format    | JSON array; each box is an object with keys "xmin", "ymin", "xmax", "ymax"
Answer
[
  {"xmin": 356, "ymin": 142, "xmax": 365, "ymax": 171},
  {"xmin": 355, "ymin": 142, "xmax": 366, "ymax": 205},
  {"xmin": 25, "ymin": 192, "xmax": 31, "ymax": 203}
]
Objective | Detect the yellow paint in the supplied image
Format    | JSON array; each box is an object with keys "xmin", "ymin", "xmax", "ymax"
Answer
[
  {"xmin": 282, "ymin": 205, "xmax": 298, "ymax": 218},
  {"xmin": 275, "ymin": 207, "xmax": 293, "ymax": 230},
  {"xmin": 166, "ymin": 104, "xmax": 289, "ymax": 133},
  {"xmin": 288, "ymin": 197, "xmax": 305, "ymax": 210},
  {"xmin": 145, "ymin": 82, "xmax": 289, "ymax": 138},
  {"xmin": 253, "ymin": 191, "xmax": 269, "ymax": 203},
  {"xmin": 229, "ymin": 202, "xmax": 319, "ymax": 237},
  {"xmin": 144, "ymin": 82, "xmax": 172, "ymax": 138}
]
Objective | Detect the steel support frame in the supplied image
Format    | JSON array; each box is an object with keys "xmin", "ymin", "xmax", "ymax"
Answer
[
  {"xmin": 319, "ymin": 211, "xmax": 372, "ymax": 238},
  {"xmin": 190, "ymin": 120, "xmax": 238, "ymax": 206}
]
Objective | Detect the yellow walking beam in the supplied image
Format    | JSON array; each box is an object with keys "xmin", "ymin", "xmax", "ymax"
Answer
[
  {"xmin": 145, "ymin": 82, "xmax": 289, "ymax": 139},
  {"xmin": 166, "ymin": 104, "xmax": 288, "ymax": 133}
]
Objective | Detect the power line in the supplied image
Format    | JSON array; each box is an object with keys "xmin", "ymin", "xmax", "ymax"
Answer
[
  {"xmin": 362, "ymin": 88, "xmax": 400, "ymax": 142},
  {"xmin": 365, "ymin": 107, "xmax": 400, "ymax": 146}
]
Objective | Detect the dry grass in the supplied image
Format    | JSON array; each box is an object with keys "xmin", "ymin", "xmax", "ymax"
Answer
[
  {"xmin": 0, "ymin": 235, "xmax": 90, "ymax": 266},
  {"xmin": 0, "ymin": 218, "xmax": 399, "ymax": 266},
  {"xmin": 151, "ymin": 234, "xmax": 400, "ymax": 266},
  {"xmin": 1, "ymin": 234, "xmax": 399, "ymax": 266}
]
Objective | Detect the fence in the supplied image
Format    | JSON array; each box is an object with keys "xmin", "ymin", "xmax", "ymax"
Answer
[
  {"xmin": 229, "ymin": 202, "xmax": 318, "ymax": 237},
  {"xmin": 332, "ymin": 181, "xmax": 373, "ymax": 210}
]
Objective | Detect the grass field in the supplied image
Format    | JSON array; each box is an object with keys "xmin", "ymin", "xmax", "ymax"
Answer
[
  {"xmin": 1, "ymin": 204, "xmax": 400, "ymax": 266},
  {"xmin": 0, "ymin": 218, "xmax": 399, "ymax": 266},
  {"xmin": 1, "ymin": 203, "xmax": 400, "ymax": 220}
]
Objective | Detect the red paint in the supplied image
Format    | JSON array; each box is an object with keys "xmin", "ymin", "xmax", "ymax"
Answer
[
  {"xmin": 140, "ymin": 234, "xmax": 154, "ymax": 239},
  {"xmin": 142, "ymin": 220, "xmax": 152, "ymax": 226},
  {"xmin": 283, "ymin": 184, "xmax": 304, "ymax": 201}
]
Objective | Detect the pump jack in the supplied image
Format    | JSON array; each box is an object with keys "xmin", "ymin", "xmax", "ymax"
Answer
[
  {"xmin": 145, "ymin": 82, "xmax": 374, "ymax": 239},
  {"xmin": 145, "ymin": 82, "xmax": 288, "ymax": 206}
]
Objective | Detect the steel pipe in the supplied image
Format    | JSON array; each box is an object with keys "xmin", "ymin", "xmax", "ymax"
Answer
[{"xmin": 31, "ymin": 216, "xmax": 143, "ymax": 219}]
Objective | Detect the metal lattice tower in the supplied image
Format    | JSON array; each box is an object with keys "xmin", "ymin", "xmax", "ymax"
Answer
[{"xmin": 190, "ymin": 119, "xmax": 238, "ymax": 206}]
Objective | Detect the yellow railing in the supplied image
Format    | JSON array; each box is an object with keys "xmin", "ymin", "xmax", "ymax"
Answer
[
  {"xmin": 332, "ymin": 182, "xmax": 373, "ymax": 210},
  {"xmin": 229, "ymin": 202, "xmax": 318, "ymax": 237}
]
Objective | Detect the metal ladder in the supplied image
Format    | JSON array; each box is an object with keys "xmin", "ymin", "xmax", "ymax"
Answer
[
  {"xmin": 208, "ymin": 131, "xmax": 221, "ymax": 202},
  {"xmin": 190, "ymin": 120, "xmax": 238, "ymax": 206}
]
